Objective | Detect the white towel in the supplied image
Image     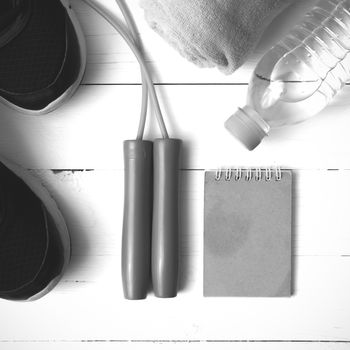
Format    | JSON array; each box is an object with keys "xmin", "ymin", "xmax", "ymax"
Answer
[{"xmin": 140, "ymin": 0, "xmax": 291, "ymax": 74}]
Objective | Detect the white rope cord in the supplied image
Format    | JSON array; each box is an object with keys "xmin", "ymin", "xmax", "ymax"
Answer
[
  {"xmin": 115, "ymin": 0, "xmax": 148, "ymax": 140},
  {"xmin": 84, "ymin": 0, "xmax": 169, "ymax": 139}
]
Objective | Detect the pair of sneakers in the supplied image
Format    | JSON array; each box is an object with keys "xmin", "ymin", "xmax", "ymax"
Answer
[{"xmin": 0, "ymin": 0, "xmax": 86, "ymax": 300}]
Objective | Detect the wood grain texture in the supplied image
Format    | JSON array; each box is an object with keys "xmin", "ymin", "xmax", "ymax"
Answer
[
  {"xmin": 1, "ymin": 84, "xmax": 350, "ymax": 169},
  {"xmin": 1, "ymin": 0, "xmax": 350, "ymax": 348},
  {"xmin": 1, "ymin": 343, "xmax": 350, "ymax": 350},
  {"xmin": 1, "ymin": 170, "xmax": 350, "ymax": 343}
]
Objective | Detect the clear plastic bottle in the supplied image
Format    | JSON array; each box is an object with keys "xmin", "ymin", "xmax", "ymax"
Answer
[{"xmin": 225, "ymin": 0, "xmax": 350, "ymax": 150}]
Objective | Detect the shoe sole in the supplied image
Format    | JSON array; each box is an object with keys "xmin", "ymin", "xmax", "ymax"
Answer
[
  {"xmin": 0, "ymin": 156, "xmax": 71, "ymax": 301},
  {"xmin": 0, "ymin": 0, "xmax": 87, "ymax": 115}
]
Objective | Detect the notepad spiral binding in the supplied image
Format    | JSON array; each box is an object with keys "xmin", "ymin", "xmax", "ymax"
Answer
[{"xmin": 215, "ymin": 168, "xmax": 282, "ymax": 182}]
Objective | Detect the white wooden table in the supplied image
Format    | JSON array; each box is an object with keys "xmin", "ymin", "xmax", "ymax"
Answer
[{"xmin": 1, "ymin": 0, "xmax": 350, "ymax": 349}]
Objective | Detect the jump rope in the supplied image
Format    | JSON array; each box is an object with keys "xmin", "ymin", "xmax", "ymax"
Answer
[{"xmin": 84, "ymin": 0, "xmax": 181, "ymax": 299}]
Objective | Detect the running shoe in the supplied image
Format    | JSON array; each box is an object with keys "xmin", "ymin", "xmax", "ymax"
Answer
[
  {"xmin": 0, "ymin": 157, "xmax": 70, "ymax": 301},
  {"xmin": 0, "ymin": 0, "xmax": 86, "ymax": 114}
]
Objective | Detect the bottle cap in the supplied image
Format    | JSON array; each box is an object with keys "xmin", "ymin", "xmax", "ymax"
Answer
[{"xmin": 224, "ymin": 105, "xmax": 270, "ymax": 151}]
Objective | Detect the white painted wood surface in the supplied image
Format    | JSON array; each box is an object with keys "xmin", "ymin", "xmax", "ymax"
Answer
[{"xmin": 1, "ymin": 0, "xmax": 350, "ymax": 348}]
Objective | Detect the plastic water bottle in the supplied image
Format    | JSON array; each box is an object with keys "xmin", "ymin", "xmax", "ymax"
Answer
[{"xmin": 225, "ymin": 0, "xmax": 350, "ymax": 150}]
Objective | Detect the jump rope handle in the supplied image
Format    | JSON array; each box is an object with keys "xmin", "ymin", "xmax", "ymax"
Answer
[
  {"xmin": 122, "ymin": 140, "xmax": 153, "ymax": 300},
  {"xmin": 152, "ymin": 139, "xmax": 181, "ymax": 298}
]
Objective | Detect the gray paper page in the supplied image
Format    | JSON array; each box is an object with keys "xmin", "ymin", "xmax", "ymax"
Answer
[{"xmin": 204, "ymin": 170, "xmax": 292, "ymax": 297}]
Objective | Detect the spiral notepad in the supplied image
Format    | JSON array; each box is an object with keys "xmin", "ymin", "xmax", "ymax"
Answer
[{"xmin": 204, "ymin": 168, "xmax": 293, "ymax": 297}]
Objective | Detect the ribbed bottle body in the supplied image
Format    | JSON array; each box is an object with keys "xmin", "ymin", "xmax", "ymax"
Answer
[{"xmin": 249, "ymin": 0, "xmax": 350, "ymax": 127}]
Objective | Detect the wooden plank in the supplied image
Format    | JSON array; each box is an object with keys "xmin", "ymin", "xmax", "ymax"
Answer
[
  {"xmin": 1, "ymin": 170, "xmax": 349, "ymax": 341},
  {"xmin": 1, "ymin": 85, "xmax": 350, "ymax": 169},
  {"xmin": 0, "ymin": 256, "xmax": 349, "ymax": 341},
  {"xmin": 32, "ymin": 169, "xmax": 350, "ymax": 259},
  {"xmin": 73, "ymin": 0, "xmax": 318, "ymax": 84},
  {"xmin": 0, "ymin": 342, "xmax": 349, "ymax": 350}
]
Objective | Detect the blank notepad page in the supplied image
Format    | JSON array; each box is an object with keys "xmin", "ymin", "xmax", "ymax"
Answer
[{"xmin": 204, "ymin": 169, "xmax": 293, "ymax": 297}]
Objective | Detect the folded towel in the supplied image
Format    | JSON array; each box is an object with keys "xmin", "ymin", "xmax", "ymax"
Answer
[{"xmin": 140, "ymin": 0, "xmax": 291, "ymax": 74}]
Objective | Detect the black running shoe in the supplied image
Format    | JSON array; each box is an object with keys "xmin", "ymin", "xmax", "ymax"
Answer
[
  {"xmin": 0, "ymin": 157, "xmax": 70, "ymax": 301},
  {"xmin": 0, "ymin": 0, "xmax": 86, "ymax": 114}
]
